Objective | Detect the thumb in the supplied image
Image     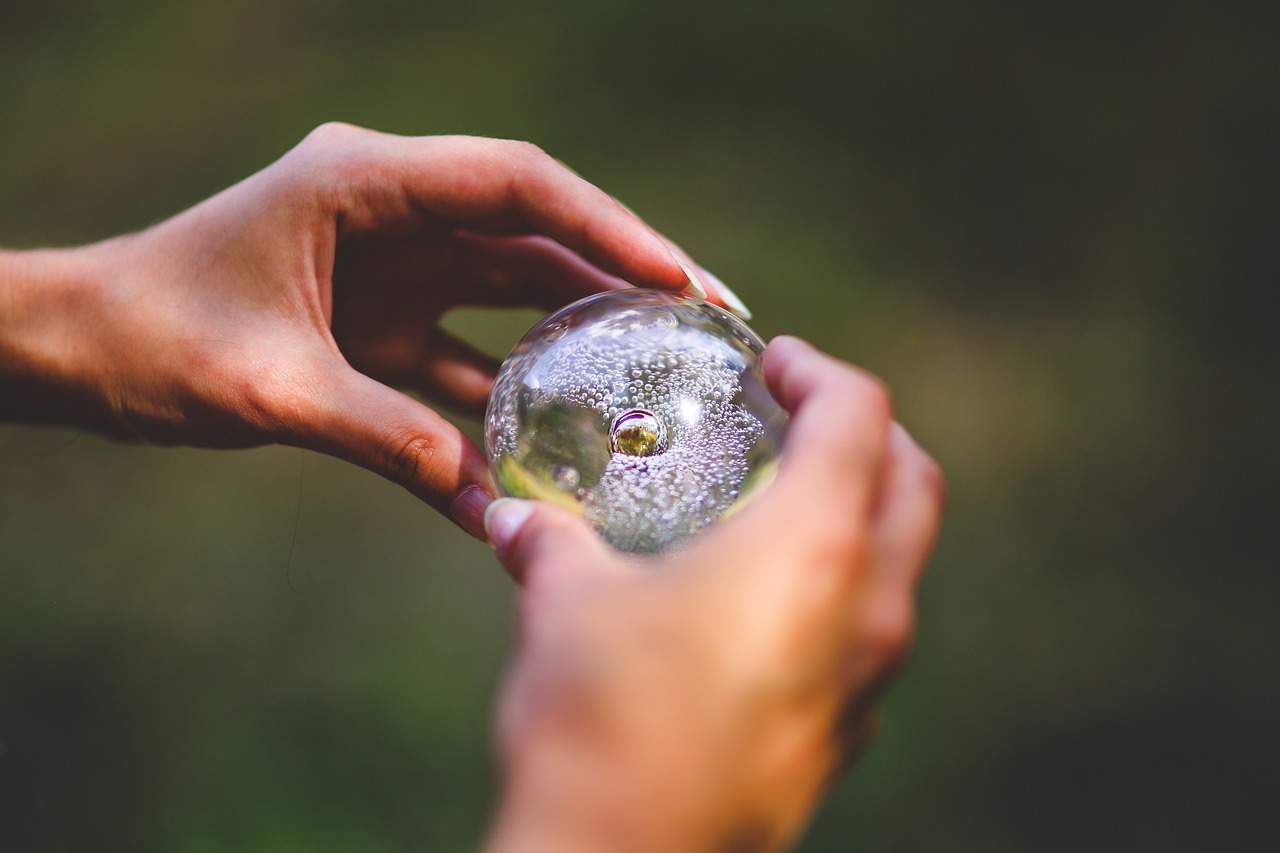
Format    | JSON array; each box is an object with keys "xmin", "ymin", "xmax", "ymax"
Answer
[
  {"xmin": 484, "ymin": 498, "xmax": 616, "ymax": 587},
  {"xmin": 290, "ymin": 362, "xmax": 494, "ymax": 538}
]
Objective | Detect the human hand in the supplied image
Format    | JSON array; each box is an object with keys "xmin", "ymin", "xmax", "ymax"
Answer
[
  {"xmin": 483, "ymin": 336, "xmax": 944, "ymax": 853},
  {"xmin": 0, "ymin": 124, "xmax": 741, "ymax": 537}
]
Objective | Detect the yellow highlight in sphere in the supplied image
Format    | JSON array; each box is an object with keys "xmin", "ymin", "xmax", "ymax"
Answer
[{"xmin": 610, "ymin": 409, "xmax": 665, "ymax": 457}]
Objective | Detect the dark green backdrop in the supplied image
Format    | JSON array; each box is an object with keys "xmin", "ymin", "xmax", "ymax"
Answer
[{"xmin": 2, "ymin": 1, "xmax": 1276, "ymax": 850}]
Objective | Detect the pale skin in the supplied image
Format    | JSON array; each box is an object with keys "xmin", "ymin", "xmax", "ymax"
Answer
[
  {"xmin": 0, "ymin": 125, "xmax": 944, "ymax": 852},
  {"xmin": 485, "ymin": 337, "xmax": 942, "ymax": 853}
]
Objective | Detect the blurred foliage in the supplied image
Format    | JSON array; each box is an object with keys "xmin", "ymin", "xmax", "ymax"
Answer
[{"xmin": 2, "ymin": 1, "xmax": 1277, "ymax": 850}]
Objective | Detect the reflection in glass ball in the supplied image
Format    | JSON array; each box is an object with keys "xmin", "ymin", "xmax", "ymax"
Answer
[{"xmin": 484, "ymin": 289, "xmax": 788, "ymax": 554}]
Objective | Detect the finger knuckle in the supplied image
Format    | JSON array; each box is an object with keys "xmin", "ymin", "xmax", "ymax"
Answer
[
  {"xmin": 848, "ymin": 370, "xmax": 893, "ymax": 422},
  {"xmin": 290, "ymin": 122, "xmax": 375, "ymax": 189},
  {"xmin": 505, "ymin": 138, "xmax": 548, "ymax": 163},
  {"xmin": 379, "ymin": 431, "xmax": 440, "ymax": 489},
  {"xmin": 234, "ymin": 360, "xmax": 316, "ymax": 436},
  {"xmin": 501, "ymin": 140, "xmax": 554, "ymax": 196},
  {"xmin": 301, "ymin": 120, "xmax": 363, "ymax": 150},
  {"xmin": 862, "ymin": 598, "xmax": 915, "ymax": 672}
]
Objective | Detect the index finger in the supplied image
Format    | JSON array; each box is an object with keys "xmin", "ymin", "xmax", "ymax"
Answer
[
  {"xmin": 751, "ymin": 336, "xmax": 895, "ymax": 543},
  {"xmin": 294, "ymin": 124, "xmax": 694, "ymax": 293}
]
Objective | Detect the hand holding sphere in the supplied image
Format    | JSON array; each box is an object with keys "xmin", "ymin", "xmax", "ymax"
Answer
[{"xmin": 0, "ymin": 125, "xmax": 943, "ymax": 852}]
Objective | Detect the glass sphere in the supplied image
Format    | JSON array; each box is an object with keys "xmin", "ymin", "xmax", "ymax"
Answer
[{"xmin": 484, "ymin": 289, "xmax": 788, "ymax": 554}]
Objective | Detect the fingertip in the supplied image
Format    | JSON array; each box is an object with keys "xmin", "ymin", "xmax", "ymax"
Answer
[
  {"xmin": 484, "ymin": 497, "xmax": 536, "ymax": 552},
  {"xmin": 486, "ymin": 498, "xmax": 612, "ymax": 586},
  {"xmin": 451, "ymin": 485, "xmax": 496, "ymax": 542},
  {"xmin": 763, "ymin": 335, "xmax": 817, "ymax": 410},
  {"xmin": 676, "ymin": 259, "xmax": 708, "ymax": 298},
  {"xmin": 764, "ymin": 336, "xmax": 891, "ymax": 422},
  {"xmin": 765, "ymin": 334, "xmax": 813, "ymax": 364}
]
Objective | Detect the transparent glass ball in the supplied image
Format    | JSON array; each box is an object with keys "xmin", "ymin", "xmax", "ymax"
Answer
[{"xmin": 484, "ymin": 289, "xmax": 788, "ymax": 554}]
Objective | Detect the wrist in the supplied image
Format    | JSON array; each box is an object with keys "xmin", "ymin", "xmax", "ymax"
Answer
[
  {"xmin": 0, "ymin": 243, "xmax": 119, "ymax": 429},
  {"xmin": 488, "ymin": 745, "xmax": 707, "ymax": 853},
  {"xmin": 486, "ymin": 734, "xmax": 793, "ymax": 853}
]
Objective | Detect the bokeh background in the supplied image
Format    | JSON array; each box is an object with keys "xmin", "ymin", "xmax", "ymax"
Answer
[{"xmin": 2, "ymin": 1, "xmax": 1276, "ymax": 850}]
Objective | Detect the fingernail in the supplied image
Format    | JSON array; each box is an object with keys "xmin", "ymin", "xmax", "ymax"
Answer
[
  {"xmin": 484, "ymin": 498, "xmax": 536, "ymax": 551},
  {"xmin": 675, "ymin": 258, "xmax": 708, "ymax": 299},
  {"xmin": 699, "ymin": 267, "xmax": 752, "ymax": 320},
  {"xmin": 450, "ymin": 485, "xmax": 495, "ymax": 542}
]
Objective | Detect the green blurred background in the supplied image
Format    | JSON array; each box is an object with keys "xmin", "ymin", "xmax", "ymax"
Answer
[{"xmin": 2, "ymin": 1, "xmax": 1276, "ymax": 850}]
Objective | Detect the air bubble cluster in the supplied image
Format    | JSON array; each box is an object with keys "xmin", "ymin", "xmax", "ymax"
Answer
[{"xmin": 485, "ymin": 289, "xmax": 788, "ymax": 554}]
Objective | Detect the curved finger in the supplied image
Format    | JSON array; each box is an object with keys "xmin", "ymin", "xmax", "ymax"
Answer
[
  {"xmin": 755, "ymin": 336, "xmax": 894, "ymax": 538},
  {"xmin": 869, "ymin": 423, "xmax": 946, "ymax": 590},
  {"xmin": 688, "ymin": 336, "xmax": 894, "ymax": 591},
  {"xmin": 297, "ymin": 125, "xmax": 693, "ymax": 293},
  {"xmin": 447, "ymin": 231, "xmax": 634, "ymax": 311}
]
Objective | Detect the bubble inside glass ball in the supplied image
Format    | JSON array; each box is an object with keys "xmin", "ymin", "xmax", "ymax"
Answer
[
  {"xmin": 610, "ymin": 409, "xmax": 666, "ymax": 456},
  {"xmin": 484, "ymin": 289, "xmax": 788, "ymax": 554}
]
